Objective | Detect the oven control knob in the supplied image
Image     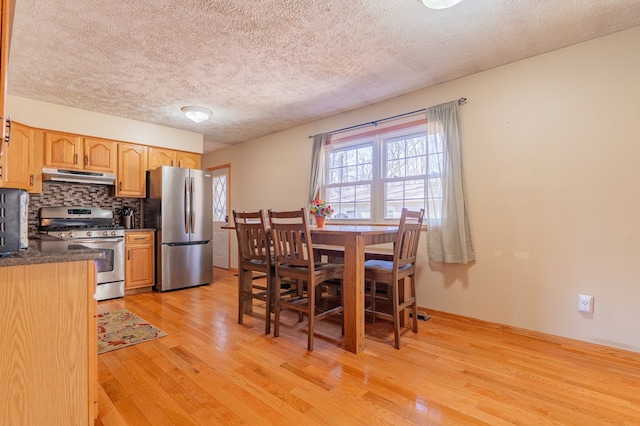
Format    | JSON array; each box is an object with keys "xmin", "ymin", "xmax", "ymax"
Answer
[
  {"xmin": 58, "ymin": 232, "xmax": 64, "ymax": 238},
  {"xmin": 68, "ymin": 232, "xmax": 74, "ymax": 238},
  {"xmin": 103, "ymin": 231, "xmax": 109, "ymax": 236},
  {"xmin": 111, "ymin": 231, "xmax": 117, "ymax": 236},
  {"xmin": 86, "ymin": 231, "xmax": 92, "ymax": 237}
]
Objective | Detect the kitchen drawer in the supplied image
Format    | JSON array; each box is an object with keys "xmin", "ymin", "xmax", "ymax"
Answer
[{"xmin": 126, "ymin": 231, "xmax": 153, "ymax": 243}]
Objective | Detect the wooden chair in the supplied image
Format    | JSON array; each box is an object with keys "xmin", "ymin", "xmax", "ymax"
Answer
[
  {"xmin": 268, "ymin": 208, "xmax": 344, "ymax": 351},
  {"xmin": 364, "ymin": 208, "xmax": 424, "ymax": 349},
  {"xmin": 233, "ymin": 210, "xmax": 280, "ymax": 334}
]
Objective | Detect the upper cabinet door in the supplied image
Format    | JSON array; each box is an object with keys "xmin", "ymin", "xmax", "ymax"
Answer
[
  {"xmin": 148, "ymin": 147, "xmax": 175, "ymax": 170},
  {"xmin": 44, "ymin": 131, "xmax": 83, "ymax": 170},
  {"xmin": 117, "ymin": 143, "xmax": 147, "ymax": 198},
  {"xmin": 84, "ymin": 137, "xmax": 116, "ymax": 173},
  {"xmin": 0, "ymin": 0, "xmax": 16, "ymax": 158},
  {"xmin": 176, "ymin": 151, "xmax": 201, "ymax": 169},
  {"xmin": 0, "ymin": 121, "xmax": 33, "ymax": 190}
]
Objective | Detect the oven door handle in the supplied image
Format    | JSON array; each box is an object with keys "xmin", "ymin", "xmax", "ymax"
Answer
[{"xmin": 76, "ymin": 238, "xmax": 124, "ymax": 243}]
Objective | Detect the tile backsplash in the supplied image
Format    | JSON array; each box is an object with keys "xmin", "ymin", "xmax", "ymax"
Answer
[{"xmin": 28, "ymin": 182, "xmax": 142, "ymax": 233}]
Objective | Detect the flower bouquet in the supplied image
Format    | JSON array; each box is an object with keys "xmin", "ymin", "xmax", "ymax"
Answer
[{"xmin": 309, "ymin": 199, "xmax": 334, "ymax": 227}]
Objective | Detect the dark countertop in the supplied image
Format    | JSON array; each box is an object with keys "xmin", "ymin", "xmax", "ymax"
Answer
[{"xmin": 0, "ymin": 236, "xmax": 103, "ymax": 268}]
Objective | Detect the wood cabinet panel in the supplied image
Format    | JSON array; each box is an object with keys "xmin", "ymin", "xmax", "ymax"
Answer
[
  {"xmin": 83, "ymin": 137, "xmax": 116, "ymax": 173},
  {"xmin": 116, "ymin": 143, "xmax": 147, "ymax": 197},
  {"xmin": 0, "ymin": 121, "xmax": 34, "ymax": 190},
  {"xmin": 44, "ymin": 131, "xmax": 83, "ymax": 169},
  {"xmin": 0, "ymin": 260, "xmax": 97, "ymax": 424},
  {"xmin": 176, "ymin": 151, "xmax": 200, "ymax": 169},
  {"xmin": 0, "ymin": 0, "xmax": 15, "ymax": 154},
  {"xmin": 148, "ymin": 147, "xmax": 175, "ymax": 170},
  {"xmin": 125, "ymin": 231, "xmax": 155, "ymax": 291},
  {"xmin": 149, "ymin": 148, "xmax": 201, "ymax": 170}
]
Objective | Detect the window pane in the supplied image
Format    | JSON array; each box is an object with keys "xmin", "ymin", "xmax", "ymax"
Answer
[
  {"xmin": 328, "ymin": 184, "xmax": 371, "ymax": 219},
  {"xmin": 387, "ymin": 159, "xmax": 405, "ymax": 178},
  {"xmin": 386, "ymin": 140, "xmax": 404, "ymax": 160},
  {"xmin": 326, "ymin": 143, "xmax": 373, "ymax": 219},
  {"xmin": 406, "ymin": 156, "xmax": 426, "ymax": 176},
  {"xmin": 384, "ymin": 179, "xmax": 426, "ymax": 218},
  {"xmin": 323, "ymin": 127, "xmax": 432, "ymax": 222}
]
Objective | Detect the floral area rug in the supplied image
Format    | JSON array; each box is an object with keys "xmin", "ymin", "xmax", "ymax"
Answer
[{"xmin": 97, "ymin": 309, "xmax": 167, "ymax": 354}]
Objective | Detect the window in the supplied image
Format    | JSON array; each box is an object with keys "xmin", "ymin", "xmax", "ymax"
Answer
[{"xmin": 323, "ymin": 121, "xmax": 437, "ymax": 223}]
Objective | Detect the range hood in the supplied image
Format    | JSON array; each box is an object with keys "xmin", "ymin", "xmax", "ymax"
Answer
[{"xmin": 42, "ymin": 167, "xmax": 116, "ymax": 185}]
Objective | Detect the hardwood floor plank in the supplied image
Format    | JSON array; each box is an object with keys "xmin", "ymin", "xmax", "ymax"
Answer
[{"xmin": 95, "ymin": 268, "xmax": 640, "ymax": 425}]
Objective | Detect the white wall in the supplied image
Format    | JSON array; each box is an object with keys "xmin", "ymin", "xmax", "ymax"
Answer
[
  {"xmin": 7, "ymin": 95, "xmax": 203, "ymax": 153},
  {"xmin": 204, "ymin": 26, "xmax": 640, "ymax": 353}
]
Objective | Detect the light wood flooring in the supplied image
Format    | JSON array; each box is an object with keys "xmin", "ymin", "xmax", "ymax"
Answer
[{"xmin": 96, "ymin": 268, "xmax": 640, "ymax": 425}]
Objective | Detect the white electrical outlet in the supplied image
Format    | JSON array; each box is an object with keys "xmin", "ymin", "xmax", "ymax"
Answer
[{"xmin": 578, "ymin": 294, "xmax": 594, "ymax": 313}]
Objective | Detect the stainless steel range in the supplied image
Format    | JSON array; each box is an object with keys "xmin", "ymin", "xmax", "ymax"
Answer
[{"xmin": 38, "ymin": 206, "xmax": 125, "ymax": 301}]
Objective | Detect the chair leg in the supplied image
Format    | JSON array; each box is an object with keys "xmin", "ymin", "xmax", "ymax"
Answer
[
  {"xmin": 367, "ymin": 280, "xmax": 377, "ymax": 323},
  {"xmin": 264, "ymin": 273, "xmax": 273, "ymax": 335},
  {"xmin": 274, "ymin": 276, "xmax": 281, "ymax": 338},
  {"xmin": 391, "ymin": 282, "xmax": 401, "ymax": 350},
  {"xmin": 298, "ymin": 281, "xmax": 305, "ymax": 323},
  {"xmin": 410, "ymin": 275, "xmax": 418, "ymax": 333},
  {"xmin": 308, "ymin": 283, "xmax": 316, "ymax": 351},
  {"xmin": 341, "ymin": 281, "xmax": 345, "ymax": 336},
  {"xmin": 238, "ymin": 270, "xmax": 244, "ymax": 325}
]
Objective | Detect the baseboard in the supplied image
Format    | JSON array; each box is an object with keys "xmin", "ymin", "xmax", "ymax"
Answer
[{"xmin": 422, "ymin": 308, "xmax": 640, "ymax": 357}]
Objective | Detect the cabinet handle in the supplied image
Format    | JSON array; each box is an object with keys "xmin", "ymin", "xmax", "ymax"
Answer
[
  {"xmin": 4, "ymin": 117, "xmax": 11, "ymax": 145},
  {"xmin": 74, "ymin": 153, "xmax": 78, "ymax": 164},
  {"xmin": 119, "ymin": 181, "xmax": 122, "ymax": 191},
  {"xmin": 128, "ymin": 250, "xmax": 130, "ymax": 260},
  {"xmin": 170, "ymin": 160, "xmax": 174, "ymax": 166},
  {"xmin": 85, "ymin": 154, "xmax": 89, "ymax": 165},
  {"xmin": 30, "ymin": 175, "xmax": 34, "ymax": 185},
  {"xmin": 178, "ymin": 161, "xmax": 182, "ymax": 167}
]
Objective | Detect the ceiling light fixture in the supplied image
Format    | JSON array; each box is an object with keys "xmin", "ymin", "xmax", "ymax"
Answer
[
  {"xmin": 421, "ymin": 0, "xmax": 463, "ymax": 9},
  {"xmin": 181, "ymin": 106, "xmax": 212, "ymax": 123}
]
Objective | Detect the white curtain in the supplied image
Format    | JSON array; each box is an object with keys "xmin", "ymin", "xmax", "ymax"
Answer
[
  {"xmin": 425, "ymin": 101, "xmax": 475, "ymax": 264},
  {"xmin": 308, "ymin": 133, "xmax": 327, "ymax": 202}
]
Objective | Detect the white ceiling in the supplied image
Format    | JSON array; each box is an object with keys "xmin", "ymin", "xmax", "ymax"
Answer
[{"xmin": 8, "ymin": 0, "xmax": 640, "ymax": 153}]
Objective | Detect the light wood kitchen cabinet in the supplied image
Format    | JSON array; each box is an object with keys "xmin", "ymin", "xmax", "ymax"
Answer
[
  {"xmin": 148, "ymin": 146, "xmax": 175, "ymax": 169},
  {"xmin": 176, "ymin": 150, "xmax": 200, "ymax": 169},
  {"xmin": 83, "ymin": 137, "xmax": 117, "ymax": 173},
  {"xmin": 44, "ymin": 131, "xmax": 117, "ymax": 173},
  {"xmin": 0, "ymin": 0, "xmax": 15, "ymax": 156},
  {"xmin": 0, "ymin": 121, "xmax": 35, "ymax": 190},
  {"xmin": 43, "ymin": 130, "xmax": 83, "ymax": 169},
  {"xmin": 125, "ymin": 230, "xmax": 155, "ymax": 292},
  {"xmin": 148, "ymin": 147, "xmax": 201, "ymax": 170},
  {"xmin": 116, "ymin": 142, "xmax": 147, "ymax": 197},
  {"xmin": 0, "ymin": 260, "xmax": 97, "ymax": 424}
]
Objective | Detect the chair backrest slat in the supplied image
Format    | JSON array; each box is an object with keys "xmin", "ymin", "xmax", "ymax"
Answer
[
  {"xmin": 233, "ymin": 210, "xmax": 271, "ymax": 264},
  {"xmin": 394, "ymin": 208, "xmax": 425, "ymax": 268},
  {"xmin": 268, "ymin": 208, "xmax": 314, "ymax": 268}
]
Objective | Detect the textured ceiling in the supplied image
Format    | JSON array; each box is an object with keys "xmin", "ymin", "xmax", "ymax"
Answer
[{"xmin": 8, "ymin": 0, "xmax": 640, "ymax": 153}]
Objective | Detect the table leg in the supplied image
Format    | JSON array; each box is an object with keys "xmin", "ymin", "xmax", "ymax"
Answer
[{"xmin": 342, "ymin": 234, "xmax": 365, "ymax": 354}]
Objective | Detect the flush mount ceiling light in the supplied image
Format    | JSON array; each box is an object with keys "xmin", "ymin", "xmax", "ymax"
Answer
[
  {"xmin": 181, "ymin": 106, "xmax": 212, "ymax": 123},
  {"xmin": 421, "ymin": 0, "xmax": 463, "ymax": 9}
]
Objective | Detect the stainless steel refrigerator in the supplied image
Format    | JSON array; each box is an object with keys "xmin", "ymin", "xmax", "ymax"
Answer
[{"xmin": 144, "ymin": 166, "xmax": 213, "ymax": 291}]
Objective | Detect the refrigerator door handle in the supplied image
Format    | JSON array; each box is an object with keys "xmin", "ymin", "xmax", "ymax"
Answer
[
  {"xmin": 190, "ymin": 176, "xmax": 196, "ymax": 234},
  {"xmin": 184, "ymin": 177, "xmax": 190, "ymax": 234}
]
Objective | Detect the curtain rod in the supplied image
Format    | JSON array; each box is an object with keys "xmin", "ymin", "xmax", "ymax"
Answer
[{"xmin": 308, "ymin": 97, "xmax": 467, "ymax": 139}]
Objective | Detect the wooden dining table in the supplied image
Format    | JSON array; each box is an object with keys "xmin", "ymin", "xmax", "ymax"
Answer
[
  {"xmin": 309, "ymin": 225, "xmax": 399, "ymax": 353},
  {"xmin": 234, "ymin": 223, "xmax": 399, "ymax": 354}
]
